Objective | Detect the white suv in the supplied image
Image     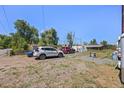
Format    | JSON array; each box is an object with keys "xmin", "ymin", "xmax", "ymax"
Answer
[{"xmin": 33, "ymin": 46, "xmax": 64, "ymax": 60}]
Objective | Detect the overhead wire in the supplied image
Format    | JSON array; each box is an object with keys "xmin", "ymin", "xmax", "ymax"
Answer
[
  {"xmin": 41, "ymin": 5, "xmax": 46, "ymax": 31},
  {"xmin": 1, "ymin": 5, "xmax": 10, "ymax": 35},
  {"xmin": 0, "ymin": 5, "xmax": 8, "ymax": 35},
  {"xmin": 0, "ymin": 18, "xmax": 7, "ymax": 35}
]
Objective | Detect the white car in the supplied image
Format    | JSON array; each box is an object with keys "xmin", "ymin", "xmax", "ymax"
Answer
[{"xmin": 33, "ymin": 46, "xmax": 64, "ymax": 60}]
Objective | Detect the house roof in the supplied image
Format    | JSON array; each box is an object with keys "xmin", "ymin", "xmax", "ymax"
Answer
[{"xmin": 85, "ymin": 44, "xmax": 103, "ymax": 48}]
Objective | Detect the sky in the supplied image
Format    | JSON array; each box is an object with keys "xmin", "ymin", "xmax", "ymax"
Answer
[{"xmin": 0, "ymin": 5, "xmax": 122, "ymax": 44}]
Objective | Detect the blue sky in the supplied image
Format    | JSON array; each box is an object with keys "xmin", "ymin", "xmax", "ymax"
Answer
[{"xmin": 0, "ymin": 5, "xmax": 122, "ymax": 44}]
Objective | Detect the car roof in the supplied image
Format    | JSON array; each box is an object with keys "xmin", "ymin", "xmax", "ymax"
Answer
[{"xmin": 38, "ymin": 46, "xmax": 55, "ymax": 49}]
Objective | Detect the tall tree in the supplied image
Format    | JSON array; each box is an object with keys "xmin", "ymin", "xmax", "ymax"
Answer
[
  {"xmin": 100, "ymin": 40, "xmax": 108, "ymax": 46},
  {"xmin": 29, "ymin": 26, "xmax": 39, "ymax": 44},
  {"xmin": 39, "ymin": 28, "xmax": 59, "ymax": 46},
  {"xmin": 10, "ymin": 33, "xmax": 28, "ymax": 51},
  {"xmin": 14, "ymin": 19, "xmax": 39, "ymax": 44},
  {"xmin": 67, "ymin": 32, "xmax": 73, "ymax": 47},
  {"xmin": 90, "ymin": 39, "xmax": 97, "ymax": 45},
  {"xmin": 0, "ymin": 34, "xmax": 11, "ymax": 48}
]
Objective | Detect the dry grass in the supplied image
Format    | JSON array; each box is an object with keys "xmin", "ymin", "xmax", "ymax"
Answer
[
  {"xmin": 0, "ymin": 53, "xmax": 123, "ymax": 88},
  {"xmin": 82, "ymin": 49, "xmax": 114, "ymax": 59}
]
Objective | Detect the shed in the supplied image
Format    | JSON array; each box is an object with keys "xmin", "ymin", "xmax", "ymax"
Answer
[{"xmin": 85, "ymin": 44, "xmax": 104, "ymax": 50}]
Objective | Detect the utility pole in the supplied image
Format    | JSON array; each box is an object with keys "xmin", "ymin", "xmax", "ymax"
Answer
[
  {"xmin": 73, "ymin": 32, "xmax": 75, "ymax": 45},
  {"xmin": 121, "ymin": 5, "xmax": 124, "ymax": 83}
]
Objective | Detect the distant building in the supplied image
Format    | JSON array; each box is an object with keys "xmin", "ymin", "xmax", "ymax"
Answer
[
  {"xmin": 72, "ymin": 45, "xmax": 87, "ymax": 52},
  {"xmin": 72, "ymin": 44, "xmax": 104, "ymax": 52},
  {"xmin": 85, "ymin": 44, "xmax": 104, "ymax": 50}
]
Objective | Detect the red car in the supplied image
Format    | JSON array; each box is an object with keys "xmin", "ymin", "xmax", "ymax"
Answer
[{"xmin": 60, "ymin": 47, "xmax": 75, "ymax": 54}]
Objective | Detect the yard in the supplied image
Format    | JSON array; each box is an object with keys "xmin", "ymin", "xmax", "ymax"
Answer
[{"xmin": 0, "ymin": 50, "xmax": 123, "ymax": 88}]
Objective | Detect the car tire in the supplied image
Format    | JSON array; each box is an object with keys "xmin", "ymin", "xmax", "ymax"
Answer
[
  {"xmin": 58, "ymin": 53, "xmax": 63, "ymax": 58},
  {"xmin": 121, "ymin": 68, "xmax": 124, "ymax": 83},
  {"xmin": 39, "ymin": 54, "xmax": 46, "ymax": 60}
]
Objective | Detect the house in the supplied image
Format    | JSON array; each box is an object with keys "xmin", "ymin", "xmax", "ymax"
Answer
[
  {"xmin": 72, "ymin": 44, "xmax": 104, "ymax": 52},
  {"xmin": 85, "ymin": 44, "xmax": 104, "ymax": 50},
  {"xmin": 72, "ymin": 45, "xmax": 87, "ymax": 52}
]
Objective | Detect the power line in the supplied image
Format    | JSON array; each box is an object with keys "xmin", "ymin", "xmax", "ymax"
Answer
[
  {"xmin": 0, "ymin": 6, "xmax": 9, "ymax": 35},
  {"xmin": 0, "ymin": 18, "xmax": 7, "ymax": 35},
  {"xmin": 0, "ymin": 6, "xmax": 7, "ymax": 34},
  {"xmin": 41, "ymin": 5, "xmax": 46, "ymax": 31},
  {"xmin": 1, "ymin": 6, "xmax": 10, "ymax": 34}
]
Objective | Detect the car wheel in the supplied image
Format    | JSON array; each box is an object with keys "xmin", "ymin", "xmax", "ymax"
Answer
[
  {"xmin": 58, "ymin": 53, "xmax": 63, "ymax": 58},
  {"xmin": 121, "ymin": 68, "xmax": 124, "ymax": 83},
  {"xmin": 39, "ymin": 54, "xmax": 46, "ymax": 60}
]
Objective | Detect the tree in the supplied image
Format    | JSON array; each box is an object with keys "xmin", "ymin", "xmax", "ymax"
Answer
[
  {"xmin": 39, "ymin": 28, "xmax": 59, "ymax": 46},
  {"xmin": 0, "ymin": 19, "xmax": 39, "ymax": 52},
  {"xmin": 90, "ymin": 39, "xmax": 97, "ymax": 45},
  {"xmin": 100, "ymin": 40, "xmax": 108, "ymax": 46},
  {"xmin": 10, "ymin": 33, "xmax": 28, "ymax": 51},
  {"xmin": 9, "ymin": 19, "xmax": 39, "ymax": 51},
  {"xmin": 14, "ymin": 19, "xmax": 39, "ymax": 44},
  {"xmin": 67, "ymin": 32, "xmax": 74, "ymax": 47},
  {"xmin": 29, "ymin": 26, "xmax": 39, "ymax": 44},
  {"xmin": 2, "ymin": 36, "xmax": 12, "ymax": 48},
  {"xmin": 0, "ymin": 34, "xmax": 12, "ymax": 48},
  {"xmin": 0, "ymin": 34, "xmax": 5, "ymax": 48}
]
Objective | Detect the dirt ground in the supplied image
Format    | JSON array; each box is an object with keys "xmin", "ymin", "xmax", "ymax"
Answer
[{"xmin": 0, "ymin": 53, "xmax": 123, "ymax": 88}]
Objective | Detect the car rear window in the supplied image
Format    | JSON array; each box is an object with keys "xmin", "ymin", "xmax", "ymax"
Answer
[
  {"xmin": 41, "ymin": 48, "xmax": 46, "ymax": 50},
  {"xmin": 43, "ymin": 48, "xmax": 56, "ymax": 51}
]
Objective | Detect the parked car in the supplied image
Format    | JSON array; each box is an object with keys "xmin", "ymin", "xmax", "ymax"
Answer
[
  {"xmin": 117, "ymin": 48, "xmax": 122, "ymax": 69},
  {"xmin": 25, "ymin": 50, "xmax": 33, "ymax": 57},
  {"xmin": 33, "ymin": 46, "xmax": 64, "ymax": 60},
  {"xmin": 60, "ymin": 46, "xmax": 75, "ymax": 54}
]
